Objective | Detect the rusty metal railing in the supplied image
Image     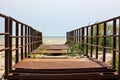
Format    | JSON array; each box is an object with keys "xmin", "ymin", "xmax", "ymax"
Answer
[
  {"xmin": 0, "ymin": 13, "xmax": 42, "ymax": 79},
  {"xmin": 67, "ymin": 16, "xmax": 120, "ymax": 74}
]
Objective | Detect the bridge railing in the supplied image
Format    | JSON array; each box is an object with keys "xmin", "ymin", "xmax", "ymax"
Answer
[
  {"xmin": 67, "ymin": 16, "xmax": 120, "ymax": 74},
  {"xmin": 0, "ymin": 13, "xmax": 42, "ymax": 79}
]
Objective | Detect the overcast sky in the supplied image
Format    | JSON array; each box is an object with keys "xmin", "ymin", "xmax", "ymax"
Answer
[{"xmin": 0, "ymin": 0, "xmax": 120, "ymax": 36}]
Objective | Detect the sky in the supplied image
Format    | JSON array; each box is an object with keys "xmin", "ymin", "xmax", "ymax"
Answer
[{"xmin": 0, "ymin": 0, "xmax": 120, "ymax": 36}]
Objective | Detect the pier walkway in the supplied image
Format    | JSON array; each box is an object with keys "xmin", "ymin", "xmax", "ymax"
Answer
[{"xmin": 0, "ymin": 13, "xmax": 120, "ymax": 80}]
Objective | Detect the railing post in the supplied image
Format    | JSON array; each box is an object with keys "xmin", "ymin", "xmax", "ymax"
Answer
[
  {"xmin": 40, "ymin": 32, "xmax": 42, "ymax": 44},
  {"xmin": 16, "ymin": 22, "xmax": 19, "ymax": 63},
  {"xmin": 5, "ymin": 17, "xmax": 9, "ymax": 78},
  {"xmin": 96, "ymin": 24, "xmax": 99, "ymax": 59},
  {"xmin": 82, "ymin": 28, "xmax": 84, "ymax": 54},
  {"xmin": 77, "ymin": 29, "xmax": 79, "ymax": 43},
  {"xmin": 21, "ymin": 24, "xmax": 23, "ymax": 59},
  {"xmin": 103, "ymin": 22, "xmax": 106, "ymax": 62},
  {"xmin": 118, "ymin": 18, "xmax": 120, "ymax": 74},
  {"xmin": 25, "ymin": 25, "xmax": 27, "ymax": 58},
  {"xmin": 90, "ymin": 26, "xmax": 93, "ymax": 57},
  {"xmin": 73, "ymin": 30, "xmax": 76, "ymax": 43},
  {"xmin": 9, "ymin": 18, "xmax": 12, "ymax": 72},
  {"xmin": 113, "ymin": 19, "xmax": 116, "ymax": 69},
  {"xmin": 76, "ymin": 30, "xmax": 78, "ymax": 43},
  {"xmin": 79, "ymin": 29, "xmax": 81, "ymax": 43},
  {"xmin": 28, "ymin": 26, "xmax": 30, "ymax": 55},
  {"xmin": 86, "ymin": 27, "xmax": 88, "ymax": 57},
  {"xmin": 66, "ymin": 32, "xmax": 68, "ymax": 43},
  {"xmin": 30, "ymin": 28, "xmax": 33, "ymax": 52}
]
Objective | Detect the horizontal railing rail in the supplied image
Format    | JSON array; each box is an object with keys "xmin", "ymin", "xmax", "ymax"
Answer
[
  {"xmin": 0, "ymin": 13, "xmax": 42, "ymax": 79},
  {"xmin": 67, "ymin": 16, "xmax": 120, "ymax": 74}
]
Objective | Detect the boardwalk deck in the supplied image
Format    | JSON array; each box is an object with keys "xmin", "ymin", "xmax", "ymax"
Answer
[
  {"xmin": 9, "ymin": 57, "xmax": 118, "ymax": 80},
  {"xmin": 32, "ymin": 44, "xmax": 69, "ymax": 55},
  {"xmin": 8, "ymin": 44, "xmax": 119, "ymax": 79},
  {"xmin": 1, "ymin": 14, "xmax": 120, "ymax": 80}
]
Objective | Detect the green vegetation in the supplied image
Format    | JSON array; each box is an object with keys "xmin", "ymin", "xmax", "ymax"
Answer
[
  {"xmin": 109, "ymin": 54, "xmax": 119, "ymax": 70},
  {"xmin": 67, "ymin": 42, "xmax": 85, "ymax": 57},
  {"xmin": 88, "ymin": 24, "xmax": 113, "ymax": 52},
  {"xmin": 30, "ymin": 47, "xmax": 47, "ymax": 58}
]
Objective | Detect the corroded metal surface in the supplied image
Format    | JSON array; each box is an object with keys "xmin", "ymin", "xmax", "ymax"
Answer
[
  {"xmin": 13, "ymin": 58, "xmax": 104, "ymax": 69},
  {"xmin": 39, "ymin": 44, "xmax": 69, "ymax": 50},
  {"xmin": 32, "ymin": 44, "xmax": 69, "ymax": 54}
]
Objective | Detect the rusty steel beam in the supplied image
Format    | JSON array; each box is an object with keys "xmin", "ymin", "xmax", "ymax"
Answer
[
  {"xmin": 4, "ymin": 18, "xmax": 10, "ymax": 78},
  {"xmin": 96, "ymin": 24, "xmax": 99, "ymax": 59},
  {"xmin": 113, "ymin": 19, "xmax": 116, "ymax": 69},
  {"xmin": 21, "ymin": 24, "xmax": 24, "ymax": 60},
  {"xmin": 16, "ymin": 22, "xmax": 19, "ymax": 63},
  {"xmin": 103, "ymin": 22, "xmax": 106, "ymax": 62}
]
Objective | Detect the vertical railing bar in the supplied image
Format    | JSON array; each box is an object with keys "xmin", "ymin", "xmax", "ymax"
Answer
[
  {"xmin": 68, "ymin": 32, "xmax": 69, "ymax": 43},
  {"xmin": 34, "ymin": 31, "xmax": 35, "ymax": 50},
  {"xmin": 73, "ymin": 30, "xmax": 75, "ymax": 44},
  {"xmin": 71, "ymin": 31, "xmax": 72, "ymax": 43},
  {"xmin": 21, "ymin": 24, "xmax": 23, "ymax": 59},
  {"xmin": 25, "ymin": 25, "xmax": 27, "ymax": 57},
  {"xmin": 34, "ymin": 31, "xmax": 35, "ymax": 49},
  {"xmin": 66, "ymin": 32, "xmax": 67, "ymax": 42},
  {"xmin": 76, "ymin": 30, "xmax": 78, "ymax": 43},
  {"xmin": 78, "ymin": 29, "xmax": 80, "ymax": 43},
  {"xmin": 96, "ymin": 24, "xmax": 99, "ymax": 59},
  {"xmin": 41, "ymin": 33, "xmax": 42, "ymax": 44},
  {"xmin": 82, "ymin": 28, "xmax": 84, "ymax": 54},
  {"xmin": 5, "ymin": 17, "xmax": 9, "ymax": 78},
  {"xmin": 30, "ymin": 28, "xmax": 33, "ymax": 52},
  {"xmin": 28, "ymin": 27, "xmax": 30, "ymax": 55},
  {"xmin": 79, "ymin": 29, "xmax": 81, "ymax": 43},
  {"xmin": 118, "ymin": 18, "xmax": 120, "ymax": 74},
  {"xmin": 9, "ymin": 18, "xmax": 12, "ymax": 71},
  {"xmin": 90, "ymin": 26, "xmax": 93, "ymax": 57},
  {"xmin": 113, "ymin": 19, "xmax": 116, "ymax": 69},
  {"xmin": 75, "ymin": 30, "xmax": 77, "ymax": 43},
  {"xmin": 77, "ymin": 30, "xmax": 79, "ymax": 43},
  {"xmin": 86, "ymin": 27, "xmax": 88, "ymax": 57},
  {"xmin": 78, "ymin": 29, "xmax": 79, "ymax": 44},
  {"xmin": 15, "ymin": 22, "xmax": 19, "ymax": 63},
  {"xmin": 103, "ymin": 22, "xmax": 106, "ymax": 62}
]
